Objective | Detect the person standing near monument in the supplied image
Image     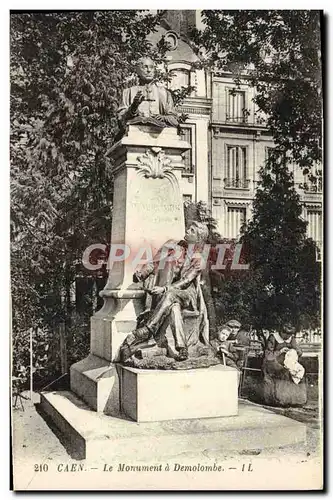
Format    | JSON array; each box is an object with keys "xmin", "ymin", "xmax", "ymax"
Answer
[{"xmin": 117, "ymin": 56, "xmax": 179, "ymax": 132}]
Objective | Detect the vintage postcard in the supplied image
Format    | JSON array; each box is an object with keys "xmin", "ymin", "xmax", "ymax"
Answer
[{"xmin": 10, "ymin": 9, "xmax": 323, "ymax": 491}]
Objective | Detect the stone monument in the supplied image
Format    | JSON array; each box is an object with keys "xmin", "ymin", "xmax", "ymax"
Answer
[
  {"xmin": 70, "ymin": 56, "xmax": 238, "ymax": 419},
  {"xmin": 39, "ymin": 57, "xmax": 306, "ymax": 460}
]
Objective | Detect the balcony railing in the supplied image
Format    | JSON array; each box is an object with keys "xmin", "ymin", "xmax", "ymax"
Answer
[
  {"xmin": 224, "ymin": 178, "xmax": 251, "ymax": 189},
  {"xmin": 225, "ymin": 114, "xmax": 248, "ymax": 124},
  {"xmin": 213, "ymin": 116, "xmax": 268, "ymax": 128}
]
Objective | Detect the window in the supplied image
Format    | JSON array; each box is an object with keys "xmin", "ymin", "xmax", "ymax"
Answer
[
  {"xmin": 227, "ymin": 207, "xmax": 246, "ymax": 239},
  {"xmin": 225, "ymin": 145, "xmax": 248, "ymax": 188},
  {"xmin": 307, "ymin": 209, "xmax": 322, "ymax": 261},
  {"xmin": 179, "ymin": 126, "xmax": 194, "ymax": 174},
  {"xmin": 183, "ymin": 194, "xmax": 192, "ymax": 203},
  {"xmin": 227, "ymin": 90, "xmax": 246, "ymax": 123},
  {"xmin": 170, "ymin": 69, "xmax": 190, "ymax": 90}
]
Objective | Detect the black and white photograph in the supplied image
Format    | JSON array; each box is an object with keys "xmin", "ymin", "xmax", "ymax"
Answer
[{"xmin": 10, "ymin": 8, "xmax": 323, "ymax": 490}]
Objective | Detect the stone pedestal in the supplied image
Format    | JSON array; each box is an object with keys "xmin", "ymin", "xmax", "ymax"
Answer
[
  {"xmin": 70, "ymin": 125, "xmax": 191, "ymax": 415},
  {"xmin": 39, "ymin": 391, "xmax": 307, "ymax": 462},
  {"xmin": 119, "ymin": 364, "xmax": 238, "ymax": 422}
]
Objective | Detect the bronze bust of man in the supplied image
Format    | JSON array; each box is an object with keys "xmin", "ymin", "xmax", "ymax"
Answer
[{"xmin": 117, "ymin": 56, "xmax": 179, "ymax": 132}]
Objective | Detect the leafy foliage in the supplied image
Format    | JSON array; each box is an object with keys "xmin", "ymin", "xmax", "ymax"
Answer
[
  {"xmin": 210, "ymin": 158, "xmax": 321, "ymax": 335},
  {"xmin": 193, "ymin": 10, "xmax": 322, "ymax": 168},
  {"xmin": 210, "ymin": 247, "xmax": 254, "ymax": 330},
  {"xmin": 12, "ymin": 326, "xmax": 59, "ymax": 387},
  {"xmin": 190, "ymin": 11, "xmax": 322, "ymax": 334},
  {"xmin": 184, "ymin": 200, "xmax": 221, "ymax": 243},
  {"xmin": 11, "ymin": 11, "xmax": 167, "ymax": 380},
  {"xmin": 239, "ymin": 156, "xmax": 321, "ymax": 333}
]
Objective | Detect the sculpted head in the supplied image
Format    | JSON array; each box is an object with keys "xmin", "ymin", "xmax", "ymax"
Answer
[
  {"xmin": 184, "ymin": 222, "xmax": 209, "ymax": 244},
  {"xmin": 135, "ymin": 57, "xmax": 156, "ymax": 84}
]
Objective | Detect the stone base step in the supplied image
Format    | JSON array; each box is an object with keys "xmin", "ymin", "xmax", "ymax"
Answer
[
  {"xmin": 119, "ymin": 364, "xmax": 238, "ymax": 422},
  {"xmin": 39, "ymin": 391, "xmax": 306, "ymax": 461}
]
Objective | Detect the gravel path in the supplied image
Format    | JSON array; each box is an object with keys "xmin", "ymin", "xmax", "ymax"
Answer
[{"xmin": 11, "ymin": 391, "xmax": 323, "ymax": 490}]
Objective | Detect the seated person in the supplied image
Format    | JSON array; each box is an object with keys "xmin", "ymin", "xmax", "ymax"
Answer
[
  {"xmin": 211, "ymin": 325, "xmax": 243, "ymax": 370},
  {"xmin": 224, "ymin": 319, "xmax": 241, "ymax": 340},
  {"xmin": 261, "ymin": 323, "xmax": 307, "ymax": 407},
  {"xmin": 224, "ymin": 319, "xmax": 252, "ymax": 345},
  {"xmin": 264, "ymin": 325, "xmax": 305, "ymax": 384}
]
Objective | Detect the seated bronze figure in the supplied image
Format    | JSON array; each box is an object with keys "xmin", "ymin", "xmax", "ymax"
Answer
[{"xmin": 119, "ymin": 222, "xmax": 213, "ymax": 366}]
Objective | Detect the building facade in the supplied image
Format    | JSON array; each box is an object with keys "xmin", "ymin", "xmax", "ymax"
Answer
[{"xmin": 155, "ymin": 11, "xmax": 322, "ymax": 259}]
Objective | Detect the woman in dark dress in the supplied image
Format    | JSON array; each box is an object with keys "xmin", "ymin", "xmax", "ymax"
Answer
[{"xmin": 262, "ymin": 323, "xmax": 307, "ymax": 407}]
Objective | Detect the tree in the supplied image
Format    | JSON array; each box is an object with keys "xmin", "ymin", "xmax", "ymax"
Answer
[
  {"xmin": 10, "ymin": 11, "xmax": 168, "ymax": 381},
  {"xmin": 11, "ymin": 11, "xmax": 196, "ymax": 383},
  {"xmin": 184, "ymin": 200, "xmax": 220, "ymax": 244},
  {"xmin": 193, "ymin": 10, "xmax": 322, "ymax": 169},
  {"xmin": 239, "ymin": 156, "xmax": 321, "ymax": 334},
  {"xmin": 191, "ymin": 11, "xmax": 322, "ymax": 335},
  {"xmin": 210, "ymin": 261, "xmax": 254, "ymax": 330}
]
